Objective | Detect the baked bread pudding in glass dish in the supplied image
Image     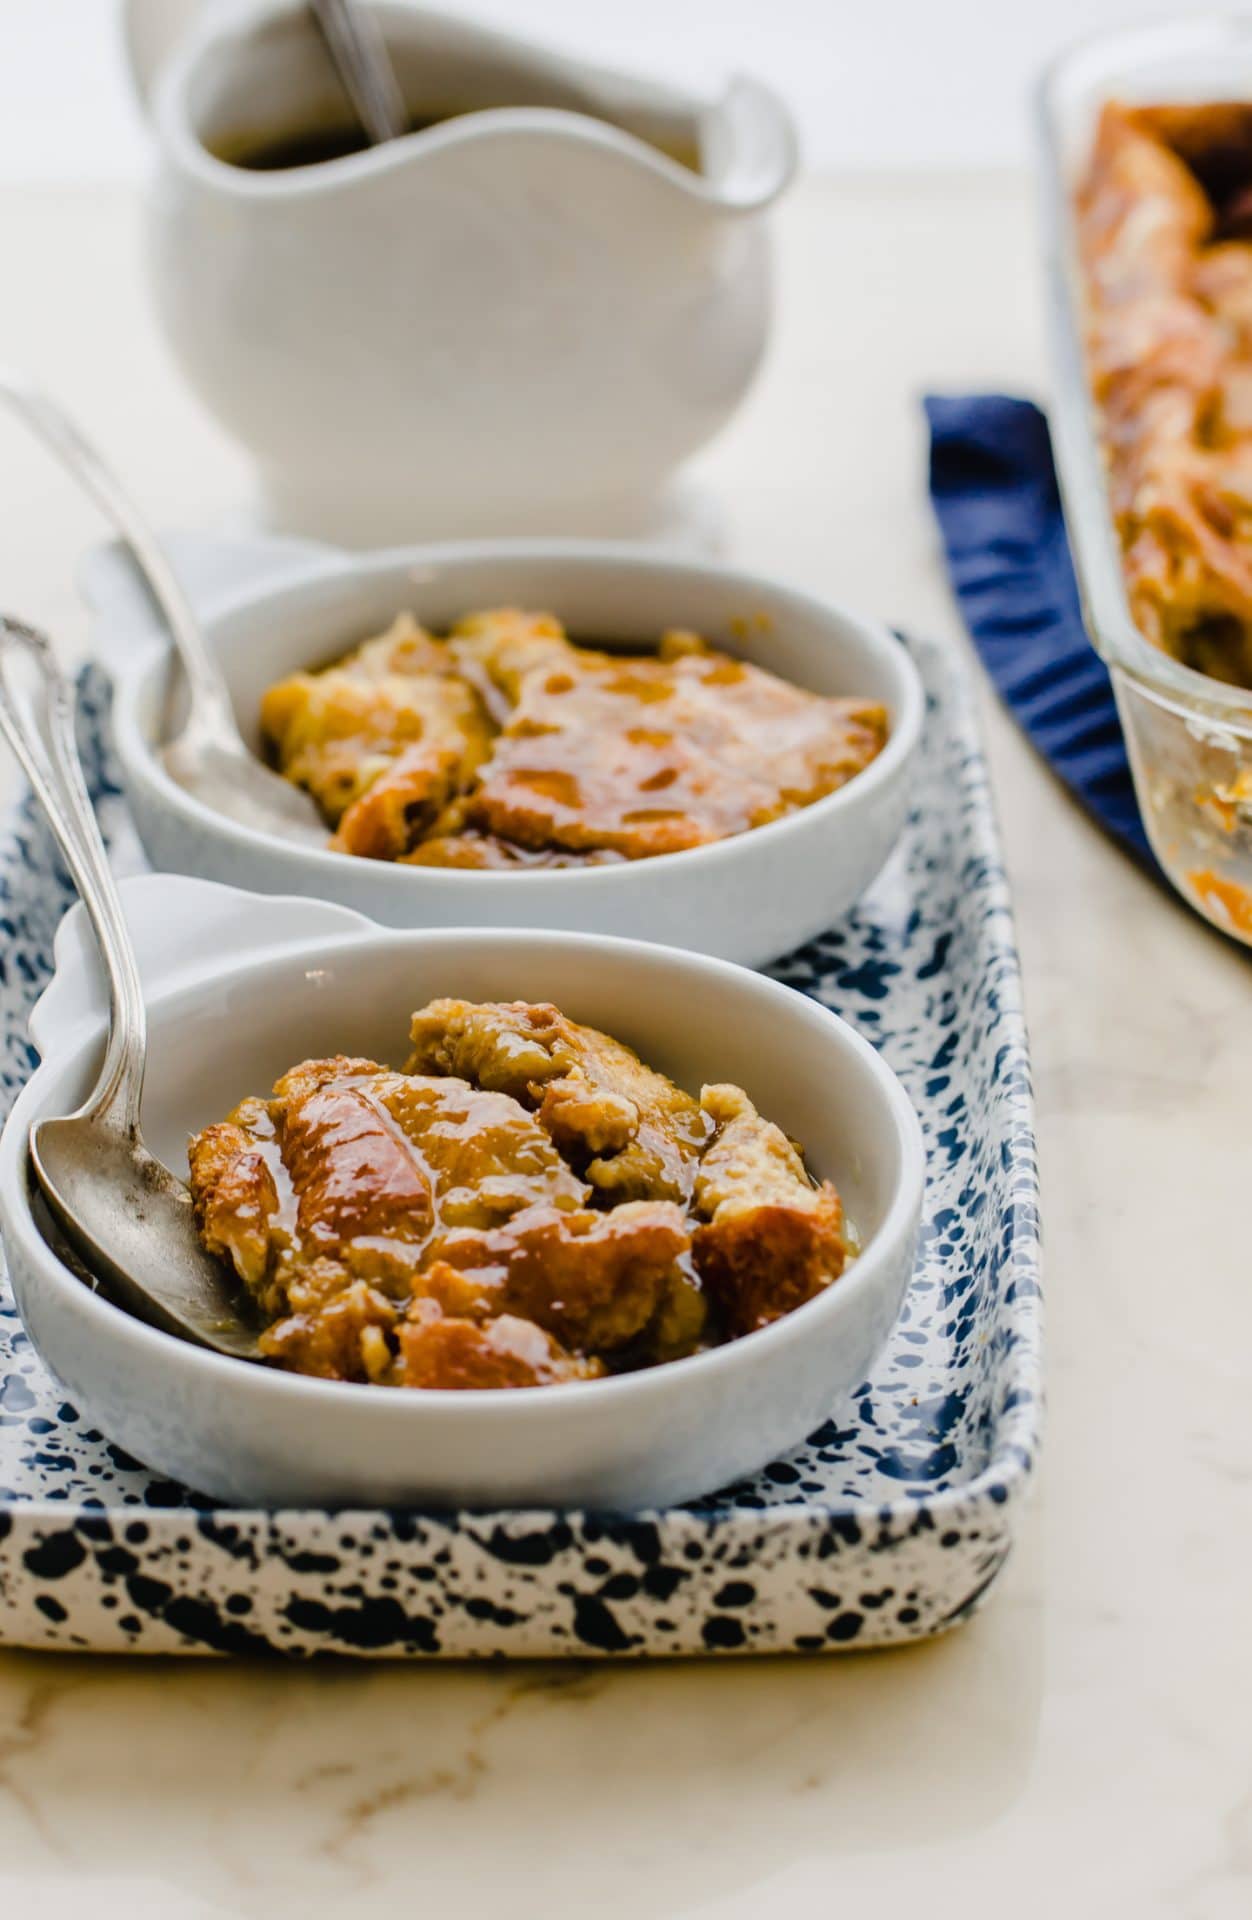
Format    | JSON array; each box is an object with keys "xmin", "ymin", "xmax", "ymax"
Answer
[
  {"xmin": 258, "ymin": 607, "xmax": 888, "ymax": 867},
  {"xmin": 1064, "ymin": 91, "xmax": 1252, "ymax": 939},
  {"xmin": 1078, "ymin": 100, "xmax": 1252, "ymax": 690},
  {"xmin": 188, "ymin": 999, "xmax": 852, "ymax": 1389}
]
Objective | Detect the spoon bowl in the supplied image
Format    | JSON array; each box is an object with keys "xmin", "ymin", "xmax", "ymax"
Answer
[
  {"xmin": 30, "ymin": 1119, "xmax": 261, "ymax": 1360},
  {"xmin": 162, "ymin": 723, "xmax": 327, "ymax": 840}
]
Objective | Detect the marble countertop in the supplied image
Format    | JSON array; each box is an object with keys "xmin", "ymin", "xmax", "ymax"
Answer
[{"xmin": 0, "ymin": 173, "xmax": 1248, "ymax": 1918}]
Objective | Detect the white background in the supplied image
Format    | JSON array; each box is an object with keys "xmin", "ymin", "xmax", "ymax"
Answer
[{"xmin": 1, "ymin": 0, "xmax": 1171, "ymax": 179}]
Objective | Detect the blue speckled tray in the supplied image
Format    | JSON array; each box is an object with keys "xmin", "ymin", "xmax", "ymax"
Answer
[{"xmin": 0, "ymin": 630, "xmax": 1041, "ymax": 1657}]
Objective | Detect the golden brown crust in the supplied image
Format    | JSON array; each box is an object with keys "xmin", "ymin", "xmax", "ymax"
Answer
[
  {"xmin": 459, "ymin": 641, "xmax": 887, "ymax": 861},
  {"xmin": 260, "ymin": 1278, "xmax": 400, "ymax": 1382},
  {"xmin": 692, "ymin": 1083, "xmax": 847, "ymax": 1337},
  {"xmin": 259, "ymin": 614, "xmax": 495, "ymax": 857},
  {"xmin": 406, "ymin": 997, "xmax": 713, "ymax": 1203},
  {"xmin": 418, "ymin": 1199, "xmax": 697, "ymax": 1353},
  {"xmin": 187, "ymin": 1100, "xmax": 280, "ymax": 1302},
  {"xmin": 187, "ymin": 1055, "xmax": 592, "ymax": 1332},
  {"xmin": 188, "ymin": 1007, "xmax": 852, "ymax": 1390},
  {"xmin": 396, "ymin": 1305, "xmax": 602, "ymax": 1390}
]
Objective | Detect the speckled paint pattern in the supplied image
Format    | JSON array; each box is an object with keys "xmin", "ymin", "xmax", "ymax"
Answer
[{"xmin": 0, "ymin": 634, "xmax": 1041, "ymax": 1656}]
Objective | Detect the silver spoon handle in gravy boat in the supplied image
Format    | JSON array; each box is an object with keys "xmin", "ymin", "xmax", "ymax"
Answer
[
  {"xmin": 310, "ymin": 0, "xmax": 408, "ymax": 145},
  {"xmin": 0, "ymin": 371, "xmax": 236, "ymax": 744},
  {"xmin": 0, "ymin": 618, "xmax": 147, "ymax": 1139}
]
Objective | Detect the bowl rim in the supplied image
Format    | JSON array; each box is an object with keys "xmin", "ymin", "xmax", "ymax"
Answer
[
  {"xmin": 0, "ymin": 922, "xmax": 926, "ymax": 1421},
  {"xmin": 104, "ymin": 537, "xmax": 927, "ymax": 890}
]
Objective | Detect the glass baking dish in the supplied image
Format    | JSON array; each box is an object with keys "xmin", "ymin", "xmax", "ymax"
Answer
[{"xmin": 1038, "ymin": 17, "xmax": 1252, "ymax": 946}]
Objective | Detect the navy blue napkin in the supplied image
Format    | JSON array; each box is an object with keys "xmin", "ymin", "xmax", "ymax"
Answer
[{"xmin": 925, "ymin": 393, "xmax": 1158, "ymax": 874}]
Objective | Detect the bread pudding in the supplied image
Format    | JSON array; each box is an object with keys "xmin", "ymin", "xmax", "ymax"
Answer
[
  {"xmin": 1077, "ymin": 101, "xmax": 1252, "ymax": 687},
  {"xmin": 187, "ymin": 1000, "xmax": 851, "ymax": 1389},
  {"xmin": 259, "ymin": 608, "xmax": 888, "ymax": 865}
]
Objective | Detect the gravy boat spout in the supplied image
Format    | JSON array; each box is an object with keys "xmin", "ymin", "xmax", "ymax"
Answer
[{"xmin": 698, "ymin": 76, "xmax": 799, "ymax": 213}]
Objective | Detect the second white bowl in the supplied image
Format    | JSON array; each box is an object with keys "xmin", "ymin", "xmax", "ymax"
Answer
[{"xmin": 91, "ymin": 539, "xmax": 924, "ymax": 967}]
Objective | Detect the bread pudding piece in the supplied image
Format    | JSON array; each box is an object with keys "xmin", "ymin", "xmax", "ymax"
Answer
[
  {"xmin": 406, "ymin": 997, "xmax": 714, "ymax": 1204},
  {"xmin": 418, "ymin": 1199, "xmax": 695, "ymax": 1354},
  {"xmin": 258, "ymin": 606, "xmax": 888, "ymax": 863},
  {"xmin": 396, "ymin": 1305, "xmax": 602, "ymax": 1389},
  {"xmin": 188, "ymin": 1004, "xmax": 854, "ymax": 1390},
  {"xmin": 188, "ymin": 1048, "xmax": 701, "ymax": 1383},
  {"xmin": 190, "ymin": 1054, "xmax": 585, "ymax": 1360},
  {"xmin": 435, "ymin": 613, "xmax": 888, "ymax": 861},
  {"xmin": 447, "ymin": 607, "xmax": 579, "ymax": 711},
  {"xmin": 259, "ymin": 614, "xmax": 496, "ymax": 858},
  {"xmin": 1078, "ymin": 102, "xmax": 1252, "ymax": 685},
  {"xmin": 691, "ymin": 1083, "xmax": 847, "ymax": 1338}
]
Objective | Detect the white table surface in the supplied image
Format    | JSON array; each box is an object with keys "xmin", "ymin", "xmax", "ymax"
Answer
[{"xmin": 0, "ymin": 175, "xmax": 1248, "ymax": 1920}]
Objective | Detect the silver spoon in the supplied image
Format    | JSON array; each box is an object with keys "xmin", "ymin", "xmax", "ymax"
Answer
[
  {"xmin": 309, "ymin": 0, "xmax": 408, "ymax": 146},
  {"xmin": 0, "ymin": 371, "xmax": 325, "ymax": 845},
  {"xmin": 0, "ymin": 616, "xmax": 262, "ymax": 1361}
]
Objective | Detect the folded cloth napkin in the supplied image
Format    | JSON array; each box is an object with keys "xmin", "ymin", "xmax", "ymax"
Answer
[{"xmin": 925, "ymin": 392, "xmax": 1158, "ymax": 875}]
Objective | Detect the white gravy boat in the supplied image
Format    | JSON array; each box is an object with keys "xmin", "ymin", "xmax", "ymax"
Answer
[{"xmin": 130, "ymin": 2, "xmax": 797, "ymax": 542}]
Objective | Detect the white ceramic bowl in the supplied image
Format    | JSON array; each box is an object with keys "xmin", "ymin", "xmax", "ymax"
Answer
[
  {"xmin": 93, "ymin": 540, "xmax": 924, "ymax": 968},
  {"xmin": 0, "ymin": 877, "xmax": 925, "ymax": 1510}
]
